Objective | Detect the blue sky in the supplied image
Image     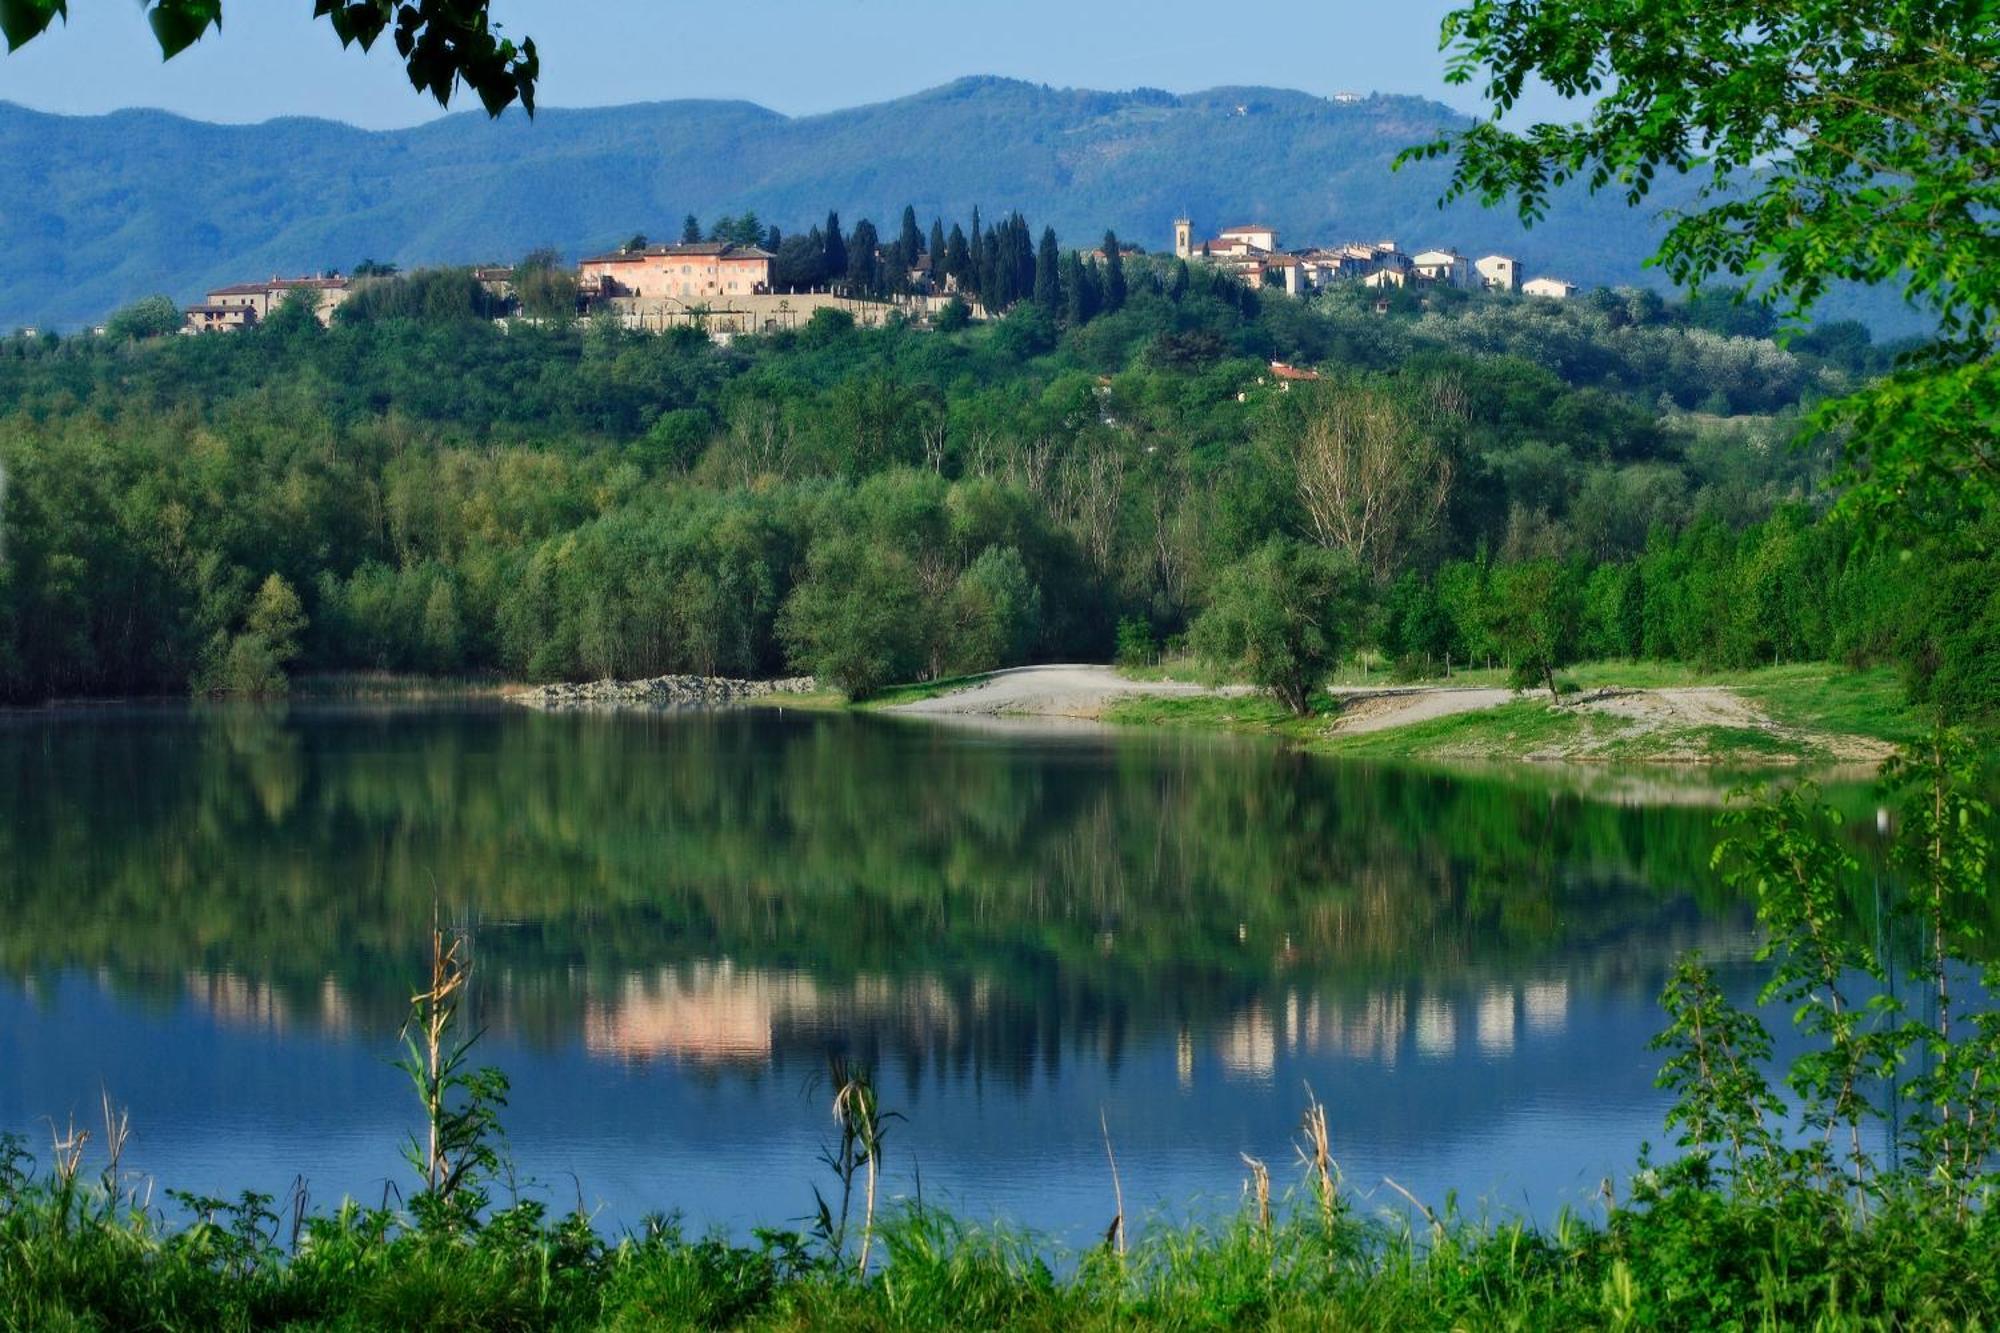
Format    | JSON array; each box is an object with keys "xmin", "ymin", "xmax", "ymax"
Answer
[{"xmin": 0, "ymin": 0, "xmax": 1558, "ymax": 127}]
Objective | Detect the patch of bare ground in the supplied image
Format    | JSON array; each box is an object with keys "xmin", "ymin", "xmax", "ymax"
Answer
[
  {"xmin": 1558, "ymin": 687, "xmax": 1896, "ymax": 763},
  {"xmin": 1324, "ymin": 687, "xmax": 1515, "ymax": 734},
  {"xmin": 885, "ymin": 664, "xmax": 1247, "ymax": 719}
]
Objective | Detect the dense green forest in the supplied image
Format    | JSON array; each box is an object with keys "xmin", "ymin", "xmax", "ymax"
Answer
[{"xmin": 0, "ymin": 249, "xmax": 1988, "ymax": 711}]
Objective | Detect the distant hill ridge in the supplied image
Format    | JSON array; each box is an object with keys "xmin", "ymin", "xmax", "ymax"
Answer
[{"xmin": 0, "ymin": 76, "xmax": 1913, "ymax": 333}]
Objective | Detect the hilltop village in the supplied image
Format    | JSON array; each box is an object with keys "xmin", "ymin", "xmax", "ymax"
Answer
[{"xmin": 169, "ymin": 212, "xmax": 1577, "ymax": 338}]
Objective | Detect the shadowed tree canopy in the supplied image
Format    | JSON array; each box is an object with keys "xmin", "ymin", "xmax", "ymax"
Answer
[{"xmin": 0, "ymin": 0, "xmax": 538, "ymax": 116}]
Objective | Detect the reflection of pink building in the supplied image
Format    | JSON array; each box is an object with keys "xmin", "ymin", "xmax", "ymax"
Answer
[
  {"xmin": 583, "ymin": 962, "xmax": 817, "ymax": 1064},
  {"xmin": 582, "ymin": 963, "xmax": 970, "ymax": 1066},
  {"xmin": 577, "ymin": 243, "xmax": 773, "ymax": 301},
  {"xmin": 182, "ymin": 970, "xmax": 352, "ymax": 1034}
]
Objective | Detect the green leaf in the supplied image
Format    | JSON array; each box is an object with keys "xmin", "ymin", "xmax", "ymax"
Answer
[
  {"xmin": 147, "ymin": 0, "xmax": 221, "ymax": 59},
  {"xmin": 0, "ymin": 0, "xmax": 64, "ymax": 53}
]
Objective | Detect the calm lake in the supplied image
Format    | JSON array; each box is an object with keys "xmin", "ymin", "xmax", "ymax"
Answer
[{"xmin": 0, "ymin": 703, "xmax": 1866, "ymax": 1243}]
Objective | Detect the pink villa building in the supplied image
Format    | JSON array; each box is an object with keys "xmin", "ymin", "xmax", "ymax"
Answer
[{"xmin": 577, "ymin": 242, "xmax": 774, "ymax": 301}]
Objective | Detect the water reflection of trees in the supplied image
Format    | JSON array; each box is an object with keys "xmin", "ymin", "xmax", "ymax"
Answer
[{"xmin": 0, "ymin": 706, "xmax": 1780, "ymax": 1074}]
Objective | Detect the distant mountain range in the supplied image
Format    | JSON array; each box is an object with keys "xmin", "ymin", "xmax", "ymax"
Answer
[{"xmin": 0, "ymin": 76, "xmax": 1919, "ymax": 334}]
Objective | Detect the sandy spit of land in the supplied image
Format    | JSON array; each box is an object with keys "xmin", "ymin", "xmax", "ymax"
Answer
[{"xmin": 886, "ymin": 664, "xmax": 1246, "ymax": 718}]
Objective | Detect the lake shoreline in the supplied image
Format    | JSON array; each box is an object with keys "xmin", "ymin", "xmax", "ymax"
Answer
[
  {"xmin": 882, "ymin": 663, "xmax": 1910, "ymax": 768},
  {"xmin": 6, "ymin": 661, "xmax": 1909, "ymax": 769}
]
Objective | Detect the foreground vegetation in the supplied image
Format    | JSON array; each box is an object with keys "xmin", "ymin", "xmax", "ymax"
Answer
[
  {"xmin": 5, "ymin": 1155, "xmax": 1998, "ymax": 1330},
  {"xmin": 2, "ymin": 727, "xmax": 1993, "ymax": 1330}
]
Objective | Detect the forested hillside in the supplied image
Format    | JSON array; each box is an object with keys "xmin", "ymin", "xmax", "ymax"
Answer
[
  {"xmin": 3, "ymin": 253, "xmax": 1986, "ymax": 713},
  {"xmin": 0, "ymin": 78, "xmax": 1913, "ymax": 333}
]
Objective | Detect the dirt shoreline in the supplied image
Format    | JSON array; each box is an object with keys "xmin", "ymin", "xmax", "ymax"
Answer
[{"xmin": 884, "ymin": 665, "xmax": 1896, "ymax": 765}]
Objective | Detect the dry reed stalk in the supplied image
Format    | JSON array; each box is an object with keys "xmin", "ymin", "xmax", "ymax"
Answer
[
  {"xmin": 408, "ymin": 914, "xmax": 469, "ymax": 1193},
  {"xmin": 1241, "ymin": 1153, "xmax": 1271, "ymax": 1241},
  {"xmin": 98, "ymin": 1087, "xmax": 130, "ymax": 1188},
  {"xmin": 1296, "ymin": 1086, "xmax": 1339, "ymax": 1237},
  {"xmin": 1100, "ymin": 1108, "xmax": 1126, "ymax": 1256},
  {"xmin": 831, "ymin": 1067, "xmax": 883, "ymax": 1277},
  {"xmin": 1383, "ymin": 1176, "xmax": 1443, "ymax": 1243},
  {"xmin": 48, "ymin": 1114, "xmax": 88, "ymax": 1185}
]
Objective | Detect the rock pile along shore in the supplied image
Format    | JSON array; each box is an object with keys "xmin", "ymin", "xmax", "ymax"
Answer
[{"xmin": 509, "ymin": 676, "xmax": 819, "ymax": 710}]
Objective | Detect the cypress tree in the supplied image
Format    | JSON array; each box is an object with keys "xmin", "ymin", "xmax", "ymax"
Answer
[
  {"xmin": 765, "ymin": 224, "xmax": 782, "ymax": 251},
  {"xmin": 822, "ymin": 212, "xmax": 848, "ymax": 288},
  {"xmin": 847, "ymin": 218, "xmax": 881, "ymax": 296},
  {"xmin": 968, "ymin": 207, "xmax": 984, "ymax": 296},
  {"xmin": 945, "ymin": 224, "xmax": 970, "ymax": 291},
  {"xmin": 1169, "ymin": 259, "xmax": 1189, "ymax": 301},
  {"xmin": 1103, "ymin": 229, "xmax": 1127, "ymax": 312},
  {"xmin": 1009, "ymin": 215, "xmax": 1035, "ymax": 304},
  {"xmin": 1034, "ymin": 227, "xmax": 1062, "ymax": 311},
  {"xmin": 1061, "ymin": 250, "xmax": 1090, "ymax": 326},
  {"xmin": 898, "ymin": 206, "xmax": 923, "ymax": 272},
  {"xmin": 928, "ymin": 219, "xmax": 946, "ymax": 280},
  {"xmin": 682, "ymin": 213, "xmax": 702, "ymax": 244},
  {"xmin": 979, "ymin": 228, "xmax": 1000, "ymax": 305}
]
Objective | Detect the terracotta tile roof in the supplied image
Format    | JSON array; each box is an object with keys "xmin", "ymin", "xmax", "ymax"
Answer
[{"xmin": 206, "ymin": 276, "xmax": 347, "ymax": 297}]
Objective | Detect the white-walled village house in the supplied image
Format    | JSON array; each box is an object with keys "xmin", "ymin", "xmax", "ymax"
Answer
[{"xmin": 182, "ymin": 275, "xmax": 351, "ymax": 332}]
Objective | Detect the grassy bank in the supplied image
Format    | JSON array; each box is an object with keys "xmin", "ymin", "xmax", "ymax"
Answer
[
  {"xmin": 1102, "ymin": 661, "xmax": 1919, "ymax": 765},
  {"xmin": 7, "ymin": 1147, "xmax": 1996, "ymax": 1330}
]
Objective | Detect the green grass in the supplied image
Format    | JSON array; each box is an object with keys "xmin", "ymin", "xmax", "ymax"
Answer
[
  {"xmin": 1737, "ymin": 664, "xmax": 1920, "ymax": 744},
  {"xmin": 1099, "ymin": 692, "xmax": 1319, "ymax": 736},
  {"xmin": 1315, "ymin": 698, "xmax": 1597, "ymax": 759},
  {"xmin": 854, "ymin": 673, "xmax": 994, "ymax": 709},
  {"xmin": 5, "ymin": 1162, "xmax": 1995, "ymax": 1330},
  {"xmin": 1103, "ymin": 661, "xmax": 1922, "ymax": 766},
  {"xmin": 741, "ymin": 688, "xmax": 849, "ymax": 712}
]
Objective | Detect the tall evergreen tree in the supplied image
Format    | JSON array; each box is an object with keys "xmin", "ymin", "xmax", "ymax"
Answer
[
  {"xmin": 822, "ymin": 212, "xmax": 848, "ymax": 287},
  {"xmin": 846, "ymin": 218, "xmax": 881, "ymax": 296},
  {"xmin": 773, "ymin": 231, "xmax": 824, "ymax": 289},
  {"xmin": 1169, "ymin": 258, "xmax": 1190, "ymax": 301},
  {"xmin": 928, "ymin": 219, "xmax": 946, "ymax": 273},
  {"xmin": 764, "ymin": 224, "xmax": 782, "ymax": 251},
  {"xmin": 1061, "ymin": 250, "xmax": 1092, "ymax": 326},
  {"xmin": 967, "ymin": 207, "xmax": 984, "ymax": 296},
  {"xmin": 898, "ymin": 206, "xmax": 923, "ymax": 272},
  {"xmin": 1034, "ymin": 228, "xmax": 1062, "ymax": 311},
  {"xmin": 945, "ymin": 224, "xmax": 970, "ymax": 292},
  {"xmin": 681, "ymin": 213, "xmax": 702, "ymax": 244},
  {"xmin": 979, "ymin": 227, "xmax": 1000, "ymax": 305},
  {"xmin": 1102, "ymin": 230, "xmax": 1127, "ymax": 312},
  {"xmin": 1008, "ymin": 215, "xmax": 1035, "ymax": 306}
]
